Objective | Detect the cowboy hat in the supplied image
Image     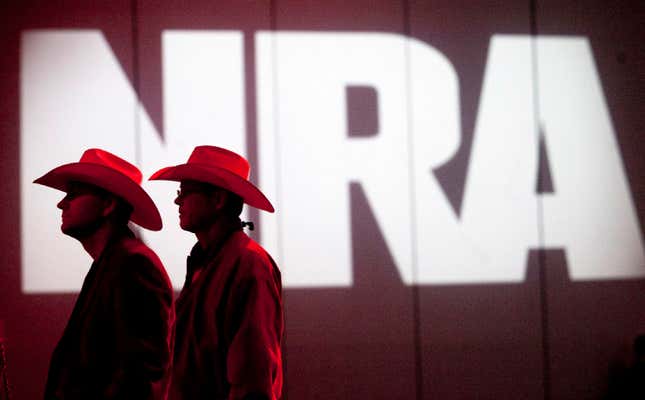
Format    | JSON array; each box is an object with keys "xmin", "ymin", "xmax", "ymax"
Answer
[
  {"xmin": 149, "ymin": 145, "xmax": 274, "ymax": 213},
  {"xmin": 34, "ymin": 148, "xmax": 163, "ymax": 231}
]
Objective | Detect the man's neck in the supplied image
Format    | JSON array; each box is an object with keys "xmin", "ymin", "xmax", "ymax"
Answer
[
  {"xmin": 195, "ymin": 215, "xmax": 239, "ymax": 252},
  {"xmin": 79, "ymin": 222, "xmax": 118, "ymax": 260}
]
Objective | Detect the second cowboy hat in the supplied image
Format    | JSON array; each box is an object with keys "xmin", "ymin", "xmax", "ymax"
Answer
[
  {"xmin": 149, "ymin": 145, "xmax": 274, "ymax": 213},
  {"xmin": 34, "ymin": 148, "xmax": 163, "ymax": 231}
]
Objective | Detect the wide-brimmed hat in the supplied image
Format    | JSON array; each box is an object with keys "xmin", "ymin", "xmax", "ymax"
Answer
[
  {"xmin": 34, "ymin": 148, "xmax": 163, "ymax": 231},
  {"xmin": 149, "ymin": 145, "xmax": 274, "ymax": 213}
]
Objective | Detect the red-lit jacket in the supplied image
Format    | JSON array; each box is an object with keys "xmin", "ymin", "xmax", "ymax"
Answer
[
  {"xmin": 169, "ymin": 229, "xmax": 283, "ymax": 400},
  {"xmin": 44, "ymin": 228, "xmax": 174, "ymax": 400}
]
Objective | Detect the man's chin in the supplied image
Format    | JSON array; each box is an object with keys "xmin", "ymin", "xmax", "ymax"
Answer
[
  {"xmin": 61, "ymin": 224, "xmax": 83, "ymax": 239},
  {"xmin": 61, "ymin": 225, "xmax": 77, "ymax": 238},
  {"xmin": 179, "ymin": 215, "xmax": 195, "ymax": 232},
  {"xmin": 179, "ymin": 221, "xmax": 196, "ymax": 233},
  {"xmin": 61, "ymin": 222, "xmax": 100, "ymax": 239}
]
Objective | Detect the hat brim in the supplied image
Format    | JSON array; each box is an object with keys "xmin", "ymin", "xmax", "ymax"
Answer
[
  {"xmin": 149, "ymin": 163, "xmax": 275, "ymax": 213},
  {"xmin": 34, "ymin": 163, "xmax": 163, "ymax": 231}
]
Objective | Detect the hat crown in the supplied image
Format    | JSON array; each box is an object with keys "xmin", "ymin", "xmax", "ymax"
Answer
[
  {"xmin": 187, "ymin": 145, "xmax": 250, "ymax": 179},
  {"xmin": 80, "ymin": 148, "xmax": 142, "ymax": 184}
]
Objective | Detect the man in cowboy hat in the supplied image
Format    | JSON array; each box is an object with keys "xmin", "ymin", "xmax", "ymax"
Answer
[
  {"xmin": 34, "ymin": 148, "xmax": 174, "ymax": 400},
  {"xmin": 150, "ymin": 145, "xmax": 283, "ymax": 400}
]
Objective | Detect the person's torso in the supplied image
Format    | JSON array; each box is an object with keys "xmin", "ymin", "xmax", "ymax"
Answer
[
  {"xmin": 45, "ymin": 233, "xmax": 172, "ymax": 399},
  {"xmin": 170, "ymin": 231, "xmax": 280, "ymax": 400}
]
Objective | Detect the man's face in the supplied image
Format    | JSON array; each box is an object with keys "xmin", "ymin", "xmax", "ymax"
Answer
[
  {"xmin": 174, "ymin": 180, "xmax": 221, "ymax": 233},
  {"xmin": 56, "ymin": 182, "xmax": 109, "ymax": 238}
]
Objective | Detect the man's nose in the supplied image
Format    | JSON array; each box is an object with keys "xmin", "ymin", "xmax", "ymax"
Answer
[
  {"xmin": 174, "ymin": 195, "xmax": 182, "ymax": 206},
  {"xmin": 57, "ymin": 197, "xmax": 67, "ymax": 210}
]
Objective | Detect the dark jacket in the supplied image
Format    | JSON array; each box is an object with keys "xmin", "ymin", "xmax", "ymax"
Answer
[
  {"xmin": 169, "ymin": 229, "xmax": 283, "ymax": 400},
  {"xmin": 44, "ymin": 228, "xmax": 174, "ymax": 400}
]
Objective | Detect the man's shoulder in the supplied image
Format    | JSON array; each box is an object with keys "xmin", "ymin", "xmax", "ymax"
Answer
[
  {"xmin": 228, "ymin": 231, "xmax": 280, "ymax": 280},
  {"xmin": 113, "ymin": 235, "xmax": 156, "ymax": 258},
  {"xmin": 106, "ymin": 236, "xmax": 173, "ymax": 292},
  {"xmin": 229, "ymin": 231, "xmax": 272, "ymax": 262},
  {"xmin": 109, "ymin": 235, "xmax": 166, "ymax": 274}
]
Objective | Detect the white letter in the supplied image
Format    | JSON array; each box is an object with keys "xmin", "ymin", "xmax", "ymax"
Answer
[
  {"xmin": 538, "ymin": 37, "xmax": 645, "ymax": 280},
  {"xmin": 257, "ymin": 32, "xmax": 461, "ymax": 286},
  {"xmin": 140, "ymin": 30, "xmax": 248, "ymax": 288},
  {"xmin": 21, "ymin": 30, "xmax": 139, "ymax": 292}
]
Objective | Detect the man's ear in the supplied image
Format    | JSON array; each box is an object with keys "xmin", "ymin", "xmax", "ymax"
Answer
[
  {"xmin": 101, "ymin": 196, "xmax": 118, "ymax": 217},
  {"xmin": 209, "ymin": 189, "xmax": 228, "ymax": 212}
]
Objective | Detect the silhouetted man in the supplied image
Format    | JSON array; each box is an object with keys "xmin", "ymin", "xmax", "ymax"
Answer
[
  {"xmin": 34, "ymin": 149, "xmax": 174, "ymax": 400},
  {"xmin": 150, "ymin": 145, "xmax": 283, "ymax": 400}
]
